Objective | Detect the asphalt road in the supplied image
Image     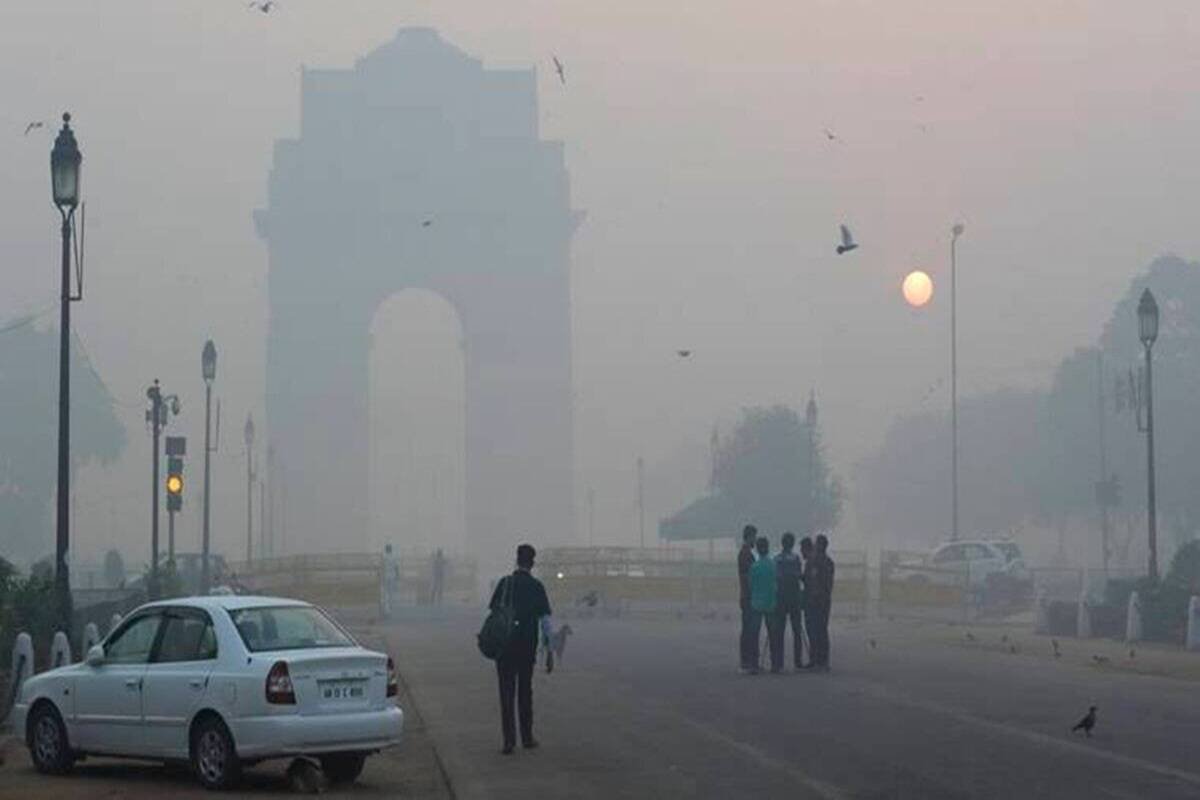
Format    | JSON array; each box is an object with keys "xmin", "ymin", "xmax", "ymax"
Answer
[{"xmin": 379, "ymin": 608, "xmax": 1200, "ymax": 800}]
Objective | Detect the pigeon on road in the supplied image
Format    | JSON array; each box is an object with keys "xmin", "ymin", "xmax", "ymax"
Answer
[
  {"xmin": 1071, "ymin": 706, "xmax": 1097, "ymax": 737},
  {"xmin": 836, "ymin": 224, "xmax": 858, "ymax": 255},
  {"xmin": 1052, "ymin": 638, "xmax": 1061, "ymax": 658}
]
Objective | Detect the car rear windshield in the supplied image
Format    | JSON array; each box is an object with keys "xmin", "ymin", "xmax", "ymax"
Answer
[{"xmin": 227, "ymin": 605, "xmax": 355, "ymax": 652}]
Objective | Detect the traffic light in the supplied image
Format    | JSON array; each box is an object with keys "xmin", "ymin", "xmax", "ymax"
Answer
[{"xmin": 167, "ymin": 456, "xmax": 184, "ymax": 511}]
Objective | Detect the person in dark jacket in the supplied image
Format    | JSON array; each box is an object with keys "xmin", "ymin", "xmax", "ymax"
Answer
[
  {"xmin": 737, "ymin": 524, "xmax": 758, "ymax": 673},
  {"xmin": 803, "ymin": 534, "xmax": 835, "ymax": 671},
  {"xmin": 488, "ymin": 543, "xmax": 552, "ymax": 754},
  {"xmin": 772, "ymin": 532, "xmax": 805, "ymax": 671}
]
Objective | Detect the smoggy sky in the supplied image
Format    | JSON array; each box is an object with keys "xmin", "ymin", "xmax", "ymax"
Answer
[{"xmin": 1, "ymin": 1, "xmax": 1199, "ymax": 563}]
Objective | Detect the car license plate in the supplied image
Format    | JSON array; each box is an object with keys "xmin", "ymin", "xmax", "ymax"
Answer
[{"xmin": 320, "ymin": 680, "xmax": 365, "ymax": 701}]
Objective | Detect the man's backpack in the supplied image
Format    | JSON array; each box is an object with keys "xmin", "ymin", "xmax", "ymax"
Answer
[{"xmin": 477, "ymin": 575, "xmax": 516, "ymax": 660}]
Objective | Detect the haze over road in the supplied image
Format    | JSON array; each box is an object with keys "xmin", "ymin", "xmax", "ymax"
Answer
[{"xmin": 382, "ymin": 609, "xmax": 1200, "ymax": 799}]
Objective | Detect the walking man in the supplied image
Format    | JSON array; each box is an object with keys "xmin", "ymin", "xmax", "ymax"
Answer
[
  {"xmin": 804, "ymin": 533, "xmax": 835, "ymax": 671},
  {"xmin": 749, "ymin": 535, "xmax": 778, "ymax": 673},
  {"xmin": 489, "ymin": 543, "xmax": 552, "ymax": 754},
  {"xmin": 772, "ymin": 532, "xmax": 805, "ymax": 671},
  {"xmin": 737, "ymin": 524, "xmax": 758, "ymax": 673}
]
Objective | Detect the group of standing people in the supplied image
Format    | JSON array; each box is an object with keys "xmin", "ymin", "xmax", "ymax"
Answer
[{"xmin": 737, "ymin": 524, "xmax": 835, "ymax": 674}]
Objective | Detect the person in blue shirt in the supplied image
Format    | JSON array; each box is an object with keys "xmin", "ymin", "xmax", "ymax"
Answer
[{"xmin": 748, "ymin": 535, "xmax": 779, "ymax": 673}]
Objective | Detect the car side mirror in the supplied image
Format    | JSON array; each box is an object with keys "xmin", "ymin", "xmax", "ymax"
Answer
[{"xmin": 86, "ymin": 644, "xmax": 105, "ymax": 667}]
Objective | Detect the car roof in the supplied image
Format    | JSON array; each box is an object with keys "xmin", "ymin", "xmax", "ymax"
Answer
[{"xmin": 136, "ymin": 595, "xmax": 310, "ymax": 613}]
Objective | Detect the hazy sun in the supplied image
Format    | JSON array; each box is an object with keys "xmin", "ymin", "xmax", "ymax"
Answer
[{"xmin": 902, "ymin": 270, "xmax": 933, "ymax": 307}]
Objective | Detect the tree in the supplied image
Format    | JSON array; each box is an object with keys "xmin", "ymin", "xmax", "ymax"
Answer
[
  {"xmin": 0, "ymin": 322, "xmax": 125, "ymax": 564},
  {"xmin": 662, "ymin": 404, "xmax": 843, "ymax": 540}
]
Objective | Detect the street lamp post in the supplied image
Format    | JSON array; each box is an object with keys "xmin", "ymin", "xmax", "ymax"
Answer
[
  {"xmin": 51, "ymin": 113, "xmax": 82, "ymax": 630},
  {"xmin": 244, "ymin": 414, "xmax": 255, "ymax": 563},
  {"xmin": 806, "ymin": 390, "xmax": 818, "ymax": 536},
  {"xmin": 950, "ymin": 222, "xmax": 965, "ymax": 542},
  {"xmin": 1137, "ymin": 289, "xmax": 1159, "ymax": 580},
  {"xmin": 201, "ymin": 340, "xmax": 217, "ymax": 594}
]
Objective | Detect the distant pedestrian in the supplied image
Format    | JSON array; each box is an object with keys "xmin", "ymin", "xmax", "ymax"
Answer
[
  {"xmin": 431, "ymin": 548, "xmax": 448, "ymax": 605},
  {"xmin": 748, "ymin": 535, "xmax": 779, "ymax": 673},
  {"xmin": 804, "ymin": 534, "xmax": 835, "ymax": 671},
  {"xmin": 737, "ymin": 525, "xmax": 758, "ymax": 673},
  {"xmin": 772, "ymin": 532, "xmax": 805, "ymax": 671},
  {"xmin": 488, "ymin": 543, "xmax": 553, "ymax": 754}
]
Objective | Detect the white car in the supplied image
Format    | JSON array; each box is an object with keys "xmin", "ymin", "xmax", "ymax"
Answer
[
  {"xmin": 893, "ymin": 541, "xmax": 1026, "ymax": 589},
  {"xmin": 12, "ymin": 595, "xmax": 403, "ymax": 790}
]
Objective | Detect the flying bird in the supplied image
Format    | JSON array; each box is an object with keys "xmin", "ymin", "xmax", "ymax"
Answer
[
  {"xmin": 964, "ymin": 632, "xmax": 976, "ymax": 643},
  {"xmin": 1071, "ymin": 706, "xmax": 1097, "ymax": 737},
  {"xmin": 823, "ymin": 128, "xmax": 837, "ymax": 141},
  {"xmin": 552, "ymin": 55, "xmax": 566, "ymax": 85},
  {"xmin": 421, "ymin": 219, "xmax": 433, "ymax": 228},
  {"xmin": 23, "ymin": 121, "xmax": 44, "ymax": 136},
  {"xmin": 836, "ymin": 224, "xmax": 858, "ymax": 255},
  {"xmin": 247, "ymin": 0, "xmax": 276, "ymax": 13},
  {"xmin": 676, "ymin": 349, "xmax": 692, "ymax": 358}
]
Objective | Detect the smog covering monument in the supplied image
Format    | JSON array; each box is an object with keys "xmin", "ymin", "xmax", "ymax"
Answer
[{"xmin": 255, "ymin": 29, "xmax": 579, "ymax": 557}]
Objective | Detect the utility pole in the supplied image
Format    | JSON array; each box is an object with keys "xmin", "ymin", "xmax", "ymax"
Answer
[
  {"xmin": 201, "ymin": 340, "xmax": 217, "ymax": 595},
  {"xmin": 636, "ymin": 456, "xmax": 645, "ymax": 549},
  {"xmin": 244, "ymin": 415, "xmax": 255, "ymax": 563},
  {"xmin": 806, "ymin": 390, "xmax": 819, "ymax": 536},
  {"xmin": 587, "ymin": 486, "xmax": 595, "ymax": 547},
  {"xmin": 1096, "ymin": 352, "xmax": 1111, "ymax": 574},
  {"xmin": 950, "ymin": 223, "xmax": 965, "ymax": 542}
]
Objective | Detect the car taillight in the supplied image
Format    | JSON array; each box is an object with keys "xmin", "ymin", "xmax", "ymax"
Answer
[
  {"xmin": 386, "ymin": 656, "xmax": 399, "ymax": 698},
  {"xmin": 266, "ymin": 660, "xmax": 295, "ymax": 705}
]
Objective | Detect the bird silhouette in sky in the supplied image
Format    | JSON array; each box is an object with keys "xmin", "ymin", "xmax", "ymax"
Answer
[
  {"xmin": 823, "ymin": 128, "xmax": 837, "ymax": 141},
  {"xmin": 552, "ymin": 56, "xmax": 566, "ymax": 85},
  {"xmin": 247, "ymin": 1, "xmax": 276, "ymax": 13},
  {"xmin": 1071, "ymin": 706, "xmax": 1097, "ymax": 737},
  {"xmin": 421, "ymin": 219, "xmax": 432, "ymax": 228},
  {"xmin": 836, "ymin": 224, "xmax": 858, "ymax": 255},
  {"xmin": 676, "ymin": 350, "xmax": 692, "ymax": 358},
  {"xmin": 23, "ymin": 121, "xmax": 43, "ymax": 136}
]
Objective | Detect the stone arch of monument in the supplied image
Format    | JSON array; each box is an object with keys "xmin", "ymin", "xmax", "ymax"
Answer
[{"xmin": 254, "ymin": 28, "xmax": 579, "ymax": 558}]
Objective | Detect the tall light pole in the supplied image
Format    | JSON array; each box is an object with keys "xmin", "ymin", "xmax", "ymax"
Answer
[
  {"xmin": 244, "ymin": 414, "xmax": 255, "ymax": 563},
  {"xmin": 950, "ymin": 222, "xmax": 965, "ymax": 542},
  {"xmin": 1137, "ymin": 289, "xmax": 1159, "ymax": 580},
  {"xmin": 636, "ymin": 456, "xmax": 645, "ymax": 548},
  {"xmin": 201, "ymin": 340, "xmax": 217, "ymax": 594},
  {"xmin": 50, "ymin": 113, "xmax": 81, "ymax": 631},
  {"xmin": 806, "ymin": 390, "xmax": 818, "ymax": 536}
]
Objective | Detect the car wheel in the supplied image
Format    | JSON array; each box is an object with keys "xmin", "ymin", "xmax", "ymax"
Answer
[
  {"xmin": 28, "ymin": 703, "xmax": 75, "ymax": 774},
  {"xmin": 191, "ymin": 716, "xmax": 242, "ymax": 791},
  {"xmin": 320, "ymin": 752, "xmax": 367, "ymax": 784}
]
